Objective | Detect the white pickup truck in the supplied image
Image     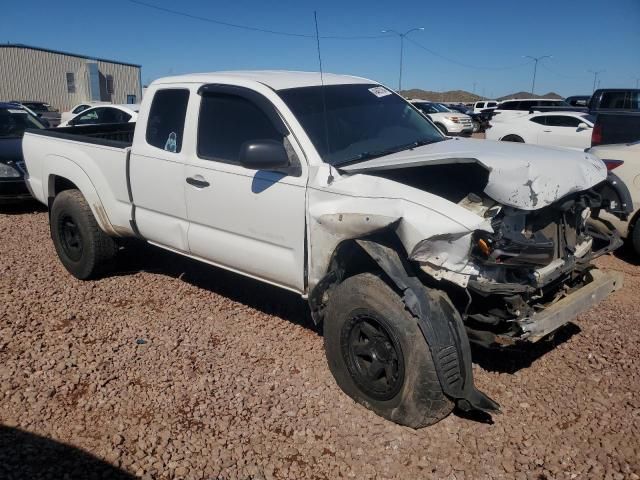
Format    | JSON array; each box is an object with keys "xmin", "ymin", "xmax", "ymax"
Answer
[{"xmin": 23, "ymin": 71, "xmax": 630, "ymax": 428}]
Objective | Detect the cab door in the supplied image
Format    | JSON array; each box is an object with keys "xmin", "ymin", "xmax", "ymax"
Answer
[
  {"xmin": 537, "ymin": 115, "xmax": 592, "ymax": 150},
  {"xmin": 128, "ymin": 87, "xmax": 191, "ymax": 251},
  {"xmin": 183, "ymin": 86, "xmax": 307, "ymax": 292}
]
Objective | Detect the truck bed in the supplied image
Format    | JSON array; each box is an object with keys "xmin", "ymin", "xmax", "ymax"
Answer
[
  {"xmin": 22, "ymin": 123, "xmax": 135, "ymax": 237},
  {"xmin": 27, "ymin": 122, "xmax": 135, "ymax": 148}
]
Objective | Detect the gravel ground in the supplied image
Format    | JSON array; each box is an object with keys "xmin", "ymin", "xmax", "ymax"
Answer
[{"xmin": 1, "ymin": 202, "xmax": 639, "ymax": 480}]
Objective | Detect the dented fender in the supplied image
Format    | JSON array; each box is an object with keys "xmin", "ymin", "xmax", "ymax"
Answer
[{"xmin": 307, "ymin": 173, "xmax": 492, "ymax": 292}]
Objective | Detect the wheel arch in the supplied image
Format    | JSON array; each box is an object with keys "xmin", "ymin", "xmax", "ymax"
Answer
[
  {"xmin": 312, "ymin": 231, "xmax": 500, "ymax": 415},
  {"xmin": 44, "ymin": 157, "xmax": 117, "ymax": 237}
]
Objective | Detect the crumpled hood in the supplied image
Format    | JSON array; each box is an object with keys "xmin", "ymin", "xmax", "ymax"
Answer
[{"xmin": 339, "ymin": 137, "xmax": 607, "ymax": 210}]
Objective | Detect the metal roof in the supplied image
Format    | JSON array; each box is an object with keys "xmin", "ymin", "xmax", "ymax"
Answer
[
  {"xmin": 154, "ymin": 70, "xmax": 373, "ymax": 91},
  {"xmin": 0, "ymin": 43, "xmax": 141, "ymax": 68}
]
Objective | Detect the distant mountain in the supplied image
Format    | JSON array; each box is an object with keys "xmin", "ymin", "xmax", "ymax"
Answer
[
  {"xmin": 399, "ymin": 89, "xmax": 485, "ymax": 103},
  {"xmin": 399, "ymin": 88, "xmax": 565, "ymax": 103},
  {"xmin": 496, "ymin": 91, "xmax": 564, "ymax": 101}
]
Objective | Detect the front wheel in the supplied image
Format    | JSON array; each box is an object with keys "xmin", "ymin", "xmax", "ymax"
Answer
[
  {"xmin": 323, "ymin": 273, "xmax": 454, "ymax": 428},
  {"xmin": 50, "ymin": 189, "xmax": 117, "ymax": 279}
]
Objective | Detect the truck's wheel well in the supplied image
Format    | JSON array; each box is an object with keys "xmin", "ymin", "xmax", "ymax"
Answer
[
  {"xmin": 308, "ymin": 234, "xmax": 399, "ymax": 325},
  {"xmin": 50, "ymin": 176, "xmax": 78, "ymax": 198}
]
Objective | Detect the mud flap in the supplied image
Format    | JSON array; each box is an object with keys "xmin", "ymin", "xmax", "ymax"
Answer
[
  {"xmin": 595, "ymin": 172, "xmax": 633, "ymax": 221},
  {"xmin": 356, "ymin": 238, "xmax": 500, "ymax": 414}
]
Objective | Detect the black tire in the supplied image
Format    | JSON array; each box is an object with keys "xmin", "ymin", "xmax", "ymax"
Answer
[
  {"xmin": 324, "ymin": 273, "xmax": 454, "ymax": 428},
  {"xmin": 472, "ymin": 120, "xmax": 480, "ymax": 133},
  {"xmin": 435, "ymin": 123, "xmax": 448, "ymax": 135},
  {"xmin": 501, "ymin": 134, "xmax": 524, "ymax": 143},
  {"xmin": 50, "ymin": 189, "xmax": 117, "ymax": 279}
]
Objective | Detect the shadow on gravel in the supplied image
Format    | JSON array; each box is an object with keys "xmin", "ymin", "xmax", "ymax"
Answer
[
  {"xmin": 613, "ymin": 242, "xmax": 640, "ymax": 266},
  {"xmin": 0, "ymin": 425, "xmax": 134, "ymax": 479},
  {"xmin": 108, "ymin": 240, "xmax": 320, "ymax": 335},
  {"xmin": 0, "ymin": 199, "xmax": 47, "ymax": 215},
  {"xmin": 470, "ymin": 322, "xmax": 581, "ymax": 374}
]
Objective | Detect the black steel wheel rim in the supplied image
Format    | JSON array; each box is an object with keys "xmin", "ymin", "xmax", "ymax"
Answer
[
  {"xmin": 59, "ymin": 214, "xmax": 83, "ymax": 262},
  {"xmin": 343, "ymin": 312, "xmax": 405, "ymax": 401}
]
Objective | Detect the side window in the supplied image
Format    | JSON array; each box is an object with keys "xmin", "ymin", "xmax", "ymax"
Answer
[
  {"xmin": 487, "ymin": 102, "xmax": 497, "ymax": 108},
  {"xmin": 197, "ymin": 94, "xmax": 283, "ymax": 164},
  {"xmin": 499, "ymin": 102, "xmax": 516, "ymax": 110},
  {"xmin": 529, "ymin": 116, "xmax": 547, "ymax": 125},
  {"xmin": 146, "ymin": 89, "xmax": 190, "ymax": 153},
  {"xmin": 72, "ymin": 104, "xmax": 89, "ymax": 114},
  {"xmin": 545, "ymin": 116, "xmax": 582, "ymax": 127},
  {"xmin": 519, "ymin": 101, "xmax": 535, "ymax": 111},
  {"xmin": 599, "ymin": 92, "xmax": 626, "ymax": 109},
  {"xmin": 476, "ymin": 102, "xmax": 485, "ymax": 109},
  {"xmin": 101, "ymin": 108, "xmax": 131, "ymax": 124},
  {"xmin": 73, "ymin": 108, "xmax": 102, "ymax": 125}
]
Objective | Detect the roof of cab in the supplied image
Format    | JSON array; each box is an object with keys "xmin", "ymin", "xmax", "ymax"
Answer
[{"xmin": 151, "ymin": 71, "xmax": 374, "ymax": 91}]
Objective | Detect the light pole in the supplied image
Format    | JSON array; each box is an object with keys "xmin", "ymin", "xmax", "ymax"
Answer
[
  {"xmin": 589, "ymin": 70, "xmax": 605, "ymax": 93},
  {"xmin": 522, "ymin": 55, "xmax": 552, "ymax": 95},
  {"xmin": 381, "ymin": 27, "xmax": 424, "ymax": 91}
]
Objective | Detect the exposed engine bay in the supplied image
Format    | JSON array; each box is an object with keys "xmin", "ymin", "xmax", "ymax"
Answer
[{"xmin": 365, "ymin": 162, "xmax": 628, "ymax": 346}]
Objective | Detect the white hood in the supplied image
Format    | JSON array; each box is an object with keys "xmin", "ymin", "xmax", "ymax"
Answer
[{"xmin": 339, "ymin": 138, "xmax": 607, "ymax": 210}]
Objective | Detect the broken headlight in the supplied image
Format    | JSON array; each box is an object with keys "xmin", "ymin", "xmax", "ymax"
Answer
[{"xmin": 472, "ymin": 230, "xmax": 555, "ymax": 267}]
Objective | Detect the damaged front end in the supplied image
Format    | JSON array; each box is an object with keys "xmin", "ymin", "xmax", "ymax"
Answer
[{"xmin": 412, "ymin": 184, "xmax": 626, "ymax": 347}]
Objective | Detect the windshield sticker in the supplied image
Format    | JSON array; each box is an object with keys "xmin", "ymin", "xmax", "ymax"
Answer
[
  {"xmin": 164, "ymin": 132, "xmax": 177, "ymax": 153},
  {"xmin": 369, "ymin": 86, "xmax": 392, "ymax": 98},
  {"xmin": 7, "ymin": 109, "xmax": 27, "ymax": 114}
]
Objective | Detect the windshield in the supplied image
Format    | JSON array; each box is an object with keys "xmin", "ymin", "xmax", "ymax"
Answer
[
  {"xmin": 278, "ymin": 84, "xmax": 444, "ymax": 166},
  {"xmin": 432, "ymin": 103, "xmax": 451, "ymax": 112},
  {"xmin": 0, "ymin": 107, "xmax": 45, "ymax": 137}
]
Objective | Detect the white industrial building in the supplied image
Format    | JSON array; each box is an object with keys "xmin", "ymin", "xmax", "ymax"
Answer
[{"xmin": 0, "ymin": 44, "xmax": 142, "ymax": 111}]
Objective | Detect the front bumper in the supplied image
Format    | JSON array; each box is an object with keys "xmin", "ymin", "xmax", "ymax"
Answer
[
  {"xmin": 521, "ymin": 269, "xmax": 623, "ymax": 342},
  {"xmin": 0, "ymin": 178, "xmax": 31, "ymax": 202},
  {"xmin": 446, "ymin": 123, "xmax": 474, "ymax": 135}
]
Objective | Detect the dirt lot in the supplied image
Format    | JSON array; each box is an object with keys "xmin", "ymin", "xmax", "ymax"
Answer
[{"xmin": 1, "ymin": 203, "xmax": 639, "ymax": 480}]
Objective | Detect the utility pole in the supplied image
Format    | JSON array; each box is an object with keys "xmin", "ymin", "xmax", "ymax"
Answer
[
  {"xmin": 589, "ymin": 70, "xmax": 605, "ymax": 93},
  {"xmin": 472, "ymin": 81, "xmax": 477, "ymax": 95},
  {"xmin": 382, "ymin": 27, "xmax": 424, "ymax": 91},
  {"xmin": 522, "ymin": 55, "xmax": 552, "ymax": 95}
]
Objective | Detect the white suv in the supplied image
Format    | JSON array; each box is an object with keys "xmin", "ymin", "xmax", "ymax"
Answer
[
  {"xmin": 471, "ymin": 101, "xmax": 498, "ymax": 113},
  {"xmin": 492, "ymin": 98, "xmax": 571, "ymax": 122},
  {"xmin": 411, "ymin": 100, "xmax": 473, "ymax": 136}
]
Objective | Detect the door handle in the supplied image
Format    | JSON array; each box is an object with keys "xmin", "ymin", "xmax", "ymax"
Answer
[
  {"xmin": 543, "ymin": 130, "xmax": 552, "ymax": 132},
  {"xmin": 186, "ymin": 176, "xmax": 210, "ymax": 188}
]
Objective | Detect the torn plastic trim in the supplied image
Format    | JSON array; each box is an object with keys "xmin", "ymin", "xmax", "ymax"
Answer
[{"xmin": 355, "ymin": 238, "xmax": 500, "ymax": 414}]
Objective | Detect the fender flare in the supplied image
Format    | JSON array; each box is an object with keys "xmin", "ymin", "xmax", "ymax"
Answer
[
  {"xmin": 44, "ymin": 155, "xmax": 118, "ymax": 236},
  {"xmin": 355, "ymin": 237, "xmax": 500, "ymax": 414}
]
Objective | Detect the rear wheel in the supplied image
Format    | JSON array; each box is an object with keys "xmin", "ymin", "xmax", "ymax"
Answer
[
  {"xmin": 324, "ymin": 273, "xmax": 454, "ymax": 428},
  {"xmin": 434, "ymin": 123, "xmax": 448, "ymax": 135},
  {"xmin": 50, "ymin": 189, "xmax": 117, "ymax": 279},
  {"xmin": 501, "ymin": 134, "xmax": 524, "ymax": 143}
]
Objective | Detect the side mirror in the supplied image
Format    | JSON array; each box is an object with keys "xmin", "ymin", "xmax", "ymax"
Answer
[
  {"xmin": 239, "ymin": 139, "xmax": 291, "ymax": 172},
  {"xmin": 577, "ymin": 122, "xmax": 591, "ymax": 131}
]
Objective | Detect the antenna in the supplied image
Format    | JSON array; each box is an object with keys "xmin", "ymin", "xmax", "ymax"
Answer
[{"xmin": 314, "ymin": 11, "xmax": 333, "ymax": 184}]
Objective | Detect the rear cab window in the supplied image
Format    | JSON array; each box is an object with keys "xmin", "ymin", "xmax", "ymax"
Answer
[{"xmin": 146, "ymin": 89, "xmax": 190, "ymax": 153}]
